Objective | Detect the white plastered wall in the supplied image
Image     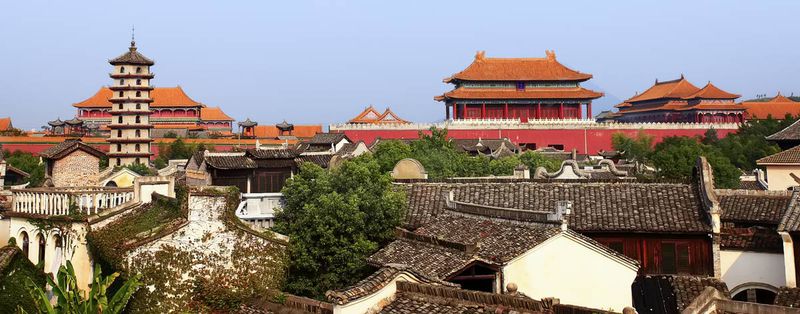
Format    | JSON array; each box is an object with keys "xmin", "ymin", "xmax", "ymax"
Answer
[{"xmin": 720, "ymin": 250, "xmax": 785, "ymax": 294}]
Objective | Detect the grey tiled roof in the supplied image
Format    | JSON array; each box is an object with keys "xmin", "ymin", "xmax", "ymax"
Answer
[
  {"xmin": 39, "ymin": 139, "xmax": 106, "ymax": 160},
  {"xmin": 767, "ymin": 120, "xmax": 800, "ymax": 141},
  {"xmin": 246, "ymin": 148, "xmax": 298, "ymax": 159},
  {"xmin": 669, "ymin": 276, "xmax": 730, "ymax": 312},
  {"xmin": 378, "ymin": 282, "xmax": 546, "ymax": 314},
  {"xmin": 736, "ymin": 180, "xmax": 766, "ymax": 190},
  {"xmin": 401, "ymin": 182, "xmax": 711, "ymax": 233},
  {"xmin": 325, "ymin": 265, "xmax": 455, "ymax": 305},
  {"xmin": 634, "ymin": 275, "xmax": 730, "ymax": 314},
  {"xmin": 307, "ymin": 133, "xmax": 348, "ymax": 144},
  {"xmin": 719, "ymin": 193, "xmax": 792, "ymax": 224},
  {"xmin": 720, "ymin": 226, "xmax": 782, "ymax": 253},
  {"xmin": 779, "ymin": 192, "xmax": 800, "ymax": 232},
  {"xmin": 204, "ymin": 154, "xmax": 257, "ymax": 169},
  {"xmin": 109, "ymin": 43, "xmax": 155, "ymax": 66},
  {"xmin": 758, "ymin": 145, "xmax": 800, "ymax": 164},
  {"xmin": 294, "ymin": 154, "xmax": 333, "ymax": 168}
]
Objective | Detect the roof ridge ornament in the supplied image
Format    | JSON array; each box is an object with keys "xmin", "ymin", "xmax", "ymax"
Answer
[
  {"xmin": 545, "ymin": 50, "xmax": 556, "ymax": 61},
  {"xmin": 475, "ymin": 50, "xmax": 486, "ymax": 62},
  {"xmin": 130, "ymin": 25, "xmax": 136, "ymax": 50}
]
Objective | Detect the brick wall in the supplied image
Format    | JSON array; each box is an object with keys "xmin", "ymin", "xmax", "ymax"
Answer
[{"xmin": 52, "ymin": 150, "xmax": 100, "ymax": 187}]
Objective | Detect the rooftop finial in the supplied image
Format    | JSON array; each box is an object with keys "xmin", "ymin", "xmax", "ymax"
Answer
[
  {"xmin": 680, "ymin": 73, "xmax": 685, "ymax": 79},
  {"xmin": 130, "ymin": 25, "xmax": 136, "ymax": 49},
  {"xmin": 545, "ymin": 50, "xmax": 556, "ymax": 60},
  {"xmin": 475, "ymin": 50, "xmax": 486, "ymax": 61}
]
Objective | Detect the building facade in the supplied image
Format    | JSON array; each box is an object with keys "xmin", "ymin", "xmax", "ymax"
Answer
[
  {"xmin": 107, "ymin": 40, "xmax": 155, "ymax": 166},
  {"xmin": 435, "ymin": 50, "xmax": 602, "ymax": 121},
  {"xmin": 611, "ymin": 76, "xmax": 746, "ymax": 123}
]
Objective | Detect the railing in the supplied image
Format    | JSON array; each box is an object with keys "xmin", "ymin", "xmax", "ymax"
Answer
[
  {"xmin": 236, "ymin": 192, "xmax": 284, "ymax": 230},
  {"xmin": 11, "ymin": 187, "xmax": 135, "ymax": 216},
  {"xmin": 329, "ymin": 119, "xmax": 742, "ymax": 131}
]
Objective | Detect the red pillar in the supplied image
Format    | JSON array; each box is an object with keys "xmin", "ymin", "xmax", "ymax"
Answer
[
  {"xmin": 577, "ymin": 104, "xmax": 582, "ymax": 120},
  {"xmin": 537, "ymin": 103, "xmax": 542, "ymax": 119},
  {"xmin": 446, "ymin": 104, "xmax": 450, "ymax": 120},
  {"xmin": 453, "ymin": 103, "xmax": 458, "ymax": 120},
  {"xmin": 558, "ymin": 103, "xmax": 564, "ymax": 119},
  {"xmin": 482, "ymin": 103, "xmax": 486, "ymax": 119},
  {"xmin": 587, "ymin": 103, "xmax": 592, "ymax": 119},
  {"xmin": 504, "ymin": 103, "xmax": 509, "ymax": 119}
]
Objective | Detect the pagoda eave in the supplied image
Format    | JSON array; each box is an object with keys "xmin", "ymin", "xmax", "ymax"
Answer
[
  {"xmin": 107, "ymin": 138, "xmax": 155, "ymax": 144},
  {"xmin": 107, "ymin": 124, "xmax": 155, "ymax": 129},
  {"xmin": 109, "ymin": 98, "xmax": 154, "ymax": 104},
  {"xmin": 109, "ymin": 73, "xmax": 155, "ymax": 79},
  {"xmin": 107, "ymin": 152, "xmax": 153, "ymax": 158},
  {"xmin": 109, "ymin": 86, "xmax": 155, "ymax": 92}
]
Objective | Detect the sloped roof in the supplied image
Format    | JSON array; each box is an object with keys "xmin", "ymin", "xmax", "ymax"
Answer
[
  {"xmin": 326, "ymin": 265, "xmax": 456, "ymax": 305},
  {"xmin": 203, "ymin": 153, "xmax": 256, "ymax": 169},
  {"xmin": 742, "ymin": 92, "xmax": 800, "ymax": 120},
  {"xmin": 378, "ymin": 282, "xmax": 548, "ymax": 314},
  {"xmin": 348, "ymin": 106, "xmax": 383, "ymax": 123},
  {"xmin": 633, "ymin": 275, "xmax": 730, "ymax": 314},
  {"xmin": 684, "ymin": 83, "xmax": 740, "ymax": 100},
  {"xmin": 401, "ymin": 182, "xmax": 711, "ymax": 233},
  {"xmin": 766, "ymin": 119, "xmax": 800, "ymax": 142},
  {"xmin": 377, "ymin": 108, "xmax": 409, "ymax": 124},
  {"xmin": 253, "ymin": 125, "xmax": 321, "ymax": 139},
  {"xmin": 445, "ymin": 50, "xmax": 593, "ymax": 82},
  {"xmin": 39, "ymin": 139, "xmax": 106, "ymax": 160},
  {"xmin": 720, "ymin": 226, "xmax": 782, "ymax": 253},
  {"xmin": 246, "ymin": 148, "xmax": 298, "ymax": 159},
  {"xmin": 73, "ymin": 87, "xmax": 202, "ymax": 108},
  {"xmin": 718, "ymin": 192, "xmax": 792, "ymax": 224},
  {"xmin": 109, "ymin": 42, "xmax": 154, "ymax": 66},
  {"xmin": 775, "ymin": 287, "xmax": 800, "ymax": 308},
  {"xmin": 757, "ymin": 145, "xmax": 800, "ymax": 165},
  {"xmin": 778, "ymin": 192, "xmax": 800, "ymax": 232},
  {"xmin": 437, "ymin": 87, "xmax": 603, "ymax": 101},
  {"xmin": 307, "ymin": 133, "xmax": 349, "ymax": 145},
  {"xmin": 626, "ymin": 77, "xmax": 701, "ymax": 103},
  {"xmin": 200, "ymin": 107, "xmax": 234, "ymax": 121},
  {"xmin": 0, "ymin": 117, "xmax": 11, "ymax": 131}
]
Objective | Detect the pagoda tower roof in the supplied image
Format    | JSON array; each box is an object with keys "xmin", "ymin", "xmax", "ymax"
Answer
[
  {"xmin": 109, "ymin": 40, "xmax": 154, "ymax": 66},
  {"xmin": 684, "ymin": 82, "xmax": 740, "ymax": 100},
  {"xmin": 444, "ymin": 50, "xmax": 593, "ymax": 83},
  {"xmin": 625, "ymin": 76, "xmax": 701, "ymax": 103}
]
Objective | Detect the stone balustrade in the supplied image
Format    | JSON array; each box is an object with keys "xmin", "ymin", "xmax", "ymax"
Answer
[
  {"xmin": 236, "ymin": 192, "xmax": 284, "ymax": 230},
  {"xmin": 11, "ymin": 186, "xmax": 135, "ymax": 216}
]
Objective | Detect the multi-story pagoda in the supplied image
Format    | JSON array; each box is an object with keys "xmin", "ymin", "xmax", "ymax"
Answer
[
  {"xmin": 435, "ymin": 50, "xmax": 603, "ymax": 121},
  {"xmin": 611, "ymin": 76, "xmax": 745, "ymax": 123},
  {"xmin": 107, "ymin": 39, "xmax": 155, "ymax": 166}
]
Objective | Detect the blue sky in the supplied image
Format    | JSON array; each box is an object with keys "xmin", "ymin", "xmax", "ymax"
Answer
[{"xmin": 1, "ymin": 1, "xmax": 798, "ymax": 130}]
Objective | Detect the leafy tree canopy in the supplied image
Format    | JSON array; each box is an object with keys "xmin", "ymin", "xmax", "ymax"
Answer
[
  {"xmin": 273, "ymin": 155, "xmax": 406, "ymax": 299},
  {"xmin": 2, "ymin": 150, "xmax": 45, "ymax": 187}
]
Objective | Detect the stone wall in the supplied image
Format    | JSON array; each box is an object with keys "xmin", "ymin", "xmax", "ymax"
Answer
[{"xmin": 52, "ymin": 150, "xmax": 99, "ymax": 187}]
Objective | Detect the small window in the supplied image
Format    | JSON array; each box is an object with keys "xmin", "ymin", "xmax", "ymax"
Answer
[
  {"xmin": 607, "ymin": 241, "xmax": 624, "ymax": 254},
  {"xmin": 136, "ymin": 103, "xmax": 141, "ymax": 109},
  {"xmin": 118, "ymin": 104, "xmax": 123, "ymax": 110},
  {"xmin": 136, "ymin": 91, "xmax": 141, "ymax": 97},
  {"xmin": 135, "ymin": 116, "xmax": 141, "ymax": 123},
  {"xmin": 117, "ymin": 130, "xmax": 122, "ymax": 137},
  {"xmin": 116, "ymin": 158, "xmax": 121, "ymax": 166},
  {"xmin": 120, "ymin": 79, "xmax": 125, "ymax": 85},
  {"xmin": 119, "ymin": 91, "xmax": 124, "ymax": 97},
  {"xmin": 135, "ymin": 158, "xmax": 140, "ymax": 164},
  {"xmin": 120, "ymin": 67, "xmax": 125, "ymax": 73},
  {"xmin": 548, "ymin": 144, "xmax": 565, "ymax": 150},
  {"xmin": 118, "ymin": 116, "xmax": 123, "ymax": 124},
  {"xmin": 135, "ymin": 144, "xmax": 140, "ymax": 152},
  {"xmin": 136, "ymin": 67, "xmax": 142, "ymax": 74},
  {"xmin": 136, "ymin": 79, "xmax": 142, "ymax": 85},
  {"xmin": 135, "ymin": 130, "xmax": 141, "ymax": 137},
  {"xmin": 116, "ymin": 144, "xmax": 122, "ymax": 151},
  {"xmin": 516, "ymin": 81, "xmax": 525, "ymax": 91}
]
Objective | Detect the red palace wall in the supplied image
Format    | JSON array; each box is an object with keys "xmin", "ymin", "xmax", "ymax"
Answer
[{"xmin": 337, "ymin": 127, "xmax": 737, "ymax": 154}]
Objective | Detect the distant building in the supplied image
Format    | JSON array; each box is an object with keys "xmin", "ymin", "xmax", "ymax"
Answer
[
  {"xmin": 39, "ymin": 139, "xmax": 105, "ymax": 187},
  {"xmin": 612, "ymin": 76, "xmax": 745, "ymax": 123},
  {"xmin": 0, "ymin": 117, "xmax": 13, "ymax": 132},
  {"xmin": 435, "ymin": 50, "xmax": 602, "ymax": 121},
  {"xmin": 741, "ymin": 93, "xmax": 800, "ymax": 120},
  {"xmin": 348, "ymin": 106, "xmax": 409, "ymax": 124}
]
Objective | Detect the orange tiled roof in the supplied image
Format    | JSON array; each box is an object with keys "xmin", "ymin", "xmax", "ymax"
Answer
[
  {"xmin": 253, "ymin": 125, "xmax": 322, "ymax": 139},
  {"xmin": 742, "ymin": 93, "xmax": 800, "ymax": 119},
  {"xmin": 626, "ymin": 77, "xmax": 701, "ymax": 103},
  {"xmin": 444, "ymin": 50, "xmax": 593, "ymax": 82},
  {"xmin": 349, "ymin": 106, "xmax": 383, "ymax": 123},
  {"xmin": 73, "ymin": 86, "xmax": 203, "ymax": 108},
  {"xmin": 0, "ymin": 117, "xmax": 11, "ymax": 131},
  {"xmin": 349, "ymin": 106, "xmax": 409, "ymax": 124},
  {"xmin": 200, "ymin": 107, "xmax": 234, "ymax": 121},
  {"xmin": 617, "ymin": 100, "xmax": 743, "ymax": 114},
  {"xmin": 438, "ymin": 87, "xmax": 603, "ymax": 100},
  {"xmin": 684, "ymin": 83, "xmax": 740, "ymax": 100},
  {"xmin": 614, "ymin": 102, "xmax": 632, "ymax": 108}
]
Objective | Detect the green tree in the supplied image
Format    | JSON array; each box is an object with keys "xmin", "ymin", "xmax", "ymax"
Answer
[
  {"xmin": 274, "ymin": 155, "xmax": 405, "ymax": 299},
  {"xmin": 122, "ymin": 163, "xmax": 153, "ymax": 176},
  {"xmin": 371, "ymin": 140, "xmax": 412, "ymax": 173},
  {"xmin": 650, "ymin": 136, "xmax": 740, "ymax": 188},
  {"xmin": 3, "ymin": 150, "xmax": 45, "ymax": 187},
  {"xmin": 612, "ymin": 131, "xmax": 654, "ymax": 173},
  {"xmin": 20, "ymin": 261, "xmax": 141, "ymax": 314},
  {"xmin": 518, "ymin": 151, "xmax": 561, "ymax": 172},
  {"xmin": 711, "ymin": 116, "xmax": 796, "ymax": 171}
]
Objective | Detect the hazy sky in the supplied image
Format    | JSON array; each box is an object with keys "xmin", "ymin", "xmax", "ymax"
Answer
[{"xmin": 1, "ymin": 1, "xmax": 798, "ymax": 130}]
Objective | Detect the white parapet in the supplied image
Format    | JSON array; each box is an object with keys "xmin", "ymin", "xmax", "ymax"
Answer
[{"xmin": 329, "ymin": 120, "xmax": 741, "ymax": 131}]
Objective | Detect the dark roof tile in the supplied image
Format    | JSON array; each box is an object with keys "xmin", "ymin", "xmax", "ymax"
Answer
[
  {"xmin": 39, "ymin": 139, "xmax": 106, "ymax": 160},
  {"xmin": 719, "ymin": 192, "xmax": 792, "ymax": 224}
]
